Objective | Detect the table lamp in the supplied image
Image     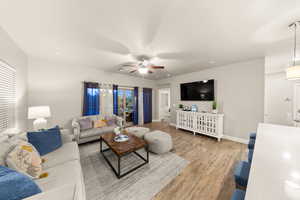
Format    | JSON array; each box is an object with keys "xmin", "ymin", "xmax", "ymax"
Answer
[{"xmin": 28, "ymin": 106, "xmax": 51, "ymax": 131}]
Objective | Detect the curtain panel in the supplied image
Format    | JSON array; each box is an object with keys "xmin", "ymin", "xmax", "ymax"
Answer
[
  {"xmin": 113, "ymin": 85, "xmax": 118, "ymax": 115},
  {"xmin": 133, "ymin": 87, "xmax": 139, "ymax": 125},
  {"xmin": 83, "ymin": 82, "xmax": 100, "ymax": 116}
]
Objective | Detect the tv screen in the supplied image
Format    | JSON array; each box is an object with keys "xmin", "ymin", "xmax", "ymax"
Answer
[{"xmin": 180, "ymin": 80, "xmax": 214, "ymax": 101}]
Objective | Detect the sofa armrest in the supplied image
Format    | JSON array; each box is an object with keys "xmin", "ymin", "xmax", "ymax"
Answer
[
  {"xmin": 71, "ymin": 121, "xmax": 81, "ymax": 143},
  {"xmin": 114, "ymin": 115, "xmax": 124, "ymax": 127},
  {"xmin": 60, "ymin": 129, "xmax": 74, "ymax": 144},
  {"xmin": 25, "ymin": 184, "xmax": 78, "ymax": 200}
]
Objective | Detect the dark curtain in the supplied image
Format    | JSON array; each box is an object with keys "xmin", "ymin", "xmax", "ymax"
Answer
[
  {"xmin": 83, "ymin": 82, "xmax": 100, "ymax": 116},
  {"xmin": 133, "ymin": 87, "xmax": 139, "ymax": 125},
  {"xmin": 113, "ymin": 85, "xmax": 118, "ymax": 115},
  {"xmin": 143, "ymin": 88, "xmax": 152, "ymax": 124}
]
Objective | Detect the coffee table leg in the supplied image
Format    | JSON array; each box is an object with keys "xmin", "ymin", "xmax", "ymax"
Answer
[
  {"xmin": 146, "ymin": 149, "xmax": 149, "ymax": 163},
  {"xmin": 118, "ymin": 156, "xmax": 121, "ymax": 178},
  {"xmin": 100, "ymin": 138, "xmax": 102, "ymax": 152}
]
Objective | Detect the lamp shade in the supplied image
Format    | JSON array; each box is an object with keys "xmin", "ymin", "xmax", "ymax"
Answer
[
  {"xmin": 28, "ymin": 106, "xmax": 51, "ymax": 119},
  {"xmin": 286, "ymin": 65, "xmax": 300, "ymax": 80}
]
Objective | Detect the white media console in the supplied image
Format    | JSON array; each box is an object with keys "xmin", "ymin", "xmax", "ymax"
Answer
[{"xmin": 176, "ymin": 110, "xmax": 224, "ymax": 141}]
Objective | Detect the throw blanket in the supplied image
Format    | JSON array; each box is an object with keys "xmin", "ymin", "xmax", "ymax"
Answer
[{"xmin": 0, "ymin": 165, "xmax": 41, "ymax": 200}]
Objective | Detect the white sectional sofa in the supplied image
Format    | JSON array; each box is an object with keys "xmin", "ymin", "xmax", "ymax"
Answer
[{"xmin": 0, "ymin": 130, "xmax": 86, "ymax": 200}]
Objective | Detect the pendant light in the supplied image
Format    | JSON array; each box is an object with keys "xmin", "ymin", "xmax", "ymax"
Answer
[{"xmin": 287, "ymin": 21, "xmax": 300, "ymax": 80}]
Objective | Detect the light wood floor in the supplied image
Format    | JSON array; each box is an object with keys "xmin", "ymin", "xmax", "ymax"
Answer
[{"xmin": 143, "ymin": 122, "xmax": 247, "ymax": 200}]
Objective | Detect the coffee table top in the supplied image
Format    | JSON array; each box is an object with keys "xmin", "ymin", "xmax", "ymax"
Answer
[{"xmin": 100, "ymin": 132, "xmax": 147, "ymax": 156}]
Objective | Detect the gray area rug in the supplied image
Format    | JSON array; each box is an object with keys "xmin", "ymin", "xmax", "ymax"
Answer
[{"xmin": 79, "ymin": 141, "xmax": 189, "ymax": 200}]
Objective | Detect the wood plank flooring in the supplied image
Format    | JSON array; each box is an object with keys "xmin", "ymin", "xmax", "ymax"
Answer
[{"xmin": 143, "ymin": 122, "xmax": 247, "ymax": 200}]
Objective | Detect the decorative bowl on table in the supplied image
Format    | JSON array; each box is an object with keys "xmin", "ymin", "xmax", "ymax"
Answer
[{"xmin": 114, "ymin": 134, "xmax": 129, "ymax": 142}]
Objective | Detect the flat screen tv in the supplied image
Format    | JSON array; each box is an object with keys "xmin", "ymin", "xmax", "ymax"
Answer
[{"xmin": 180, "ymin": 79, "xmax": 214, "ymax": 101}]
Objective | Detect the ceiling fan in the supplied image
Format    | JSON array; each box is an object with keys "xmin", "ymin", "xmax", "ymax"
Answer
[{"xmin": 119, "ymin": 55, "xmax": 165, "ymax": 75}]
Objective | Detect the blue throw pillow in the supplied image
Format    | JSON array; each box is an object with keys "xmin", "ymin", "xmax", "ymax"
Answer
[
  {"xmin": 0, "ymin": 165, "xmax": 41, "ymax": 200},
  {"xmin": 48, "ymin": 125, "xmax": 60, "ymax": 131},
  {"xmin": 27, "ymin": 126, "xmax": 62, "ymax": 156}
]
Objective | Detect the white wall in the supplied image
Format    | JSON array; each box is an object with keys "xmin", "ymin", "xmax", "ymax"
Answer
[
  {"xmin": 264, "ymin": 52, "xmax": 300, "ymax": 126},
  {"xmin": 0, "ymin": 27, "xmax": 28, "ymax": 131},
  {"xmin": 28, "ymin": 58, "xmax": 156, "ymax": 129},
  {"xmin": 157, "ymin": 59, "xmax": 265, "ymax": 140}
]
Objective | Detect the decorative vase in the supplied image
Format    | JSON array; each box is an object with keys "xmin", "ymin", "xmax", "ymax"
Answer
[
  {"xmin": 114, "ymin": 127, "xmax": 121, "ymax": 135},
  {"xmin": 212, "ymin": 109, "xmax": 218, "ymax": 114}
]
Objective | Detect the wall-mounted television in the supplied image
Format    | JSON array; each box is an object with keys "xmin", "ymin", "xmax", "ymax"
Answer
[{"xmin": 180, "ymin": 79, "xmax": 214, "ymax": 101}]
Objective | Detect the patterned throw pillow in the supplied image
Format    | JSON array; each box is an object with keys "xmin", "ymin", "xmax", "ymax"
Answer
[
  {"xmin": 105, "ymin": 116, "xmax": 116, "ymax": 126},
  {"xmin": 6, "ymin": 140, "xmax": 44, "ymax": 179},
  {"xmin": 94, "ymin": 120, "xmax": 107, "ymax": 128}
]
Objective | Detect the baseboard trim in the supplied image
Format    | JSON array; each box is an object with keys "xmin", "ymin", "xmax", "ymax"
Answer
[
  {"xmin": 223, "ymin": 135, "xmax": 248, "ymax": 144},
  {"xmin": 152, "ymin": 119, "xmax": 161, "ymax": 122},
  {"xmin": 167, "ymin": 123, "xmax": 248, "ymax": 144},
  {"xmin": 169, "ymin": 123, "xmax": 176, "ymax": 127}
]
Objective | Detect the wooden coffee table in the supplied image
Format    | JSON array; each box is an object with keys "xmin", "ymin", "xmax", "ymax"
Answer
[{"xmin": 100, "ymin": 132, "xmax": 149, "ymax": 178}]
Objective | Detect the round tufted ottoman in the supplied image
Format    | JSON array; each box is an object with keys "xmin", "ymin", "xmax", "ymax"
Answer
[
  {"xmin": 125, "ymin": 127, "xmax": 150, "ymax": 139},
  {"xmin": 144, "ymin": 130, "xmax": 173, "ymax": 154}
]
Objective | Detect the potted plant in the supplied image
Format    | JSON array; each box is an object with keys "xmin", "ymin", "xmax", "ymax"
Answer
[
  {"xmin": 178, "ymin": 104, "xmax": 184, "ymax": 110},
  {"xmin": 212, "ymin": 101, "xmax": 218, "ymax": 114}
]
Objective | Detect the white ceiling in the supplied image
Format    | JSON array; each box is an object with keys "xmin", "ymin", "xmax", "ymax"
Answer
[{"xmin": 0, "ymin": 0, "xmax": 300, "ymax": 79}]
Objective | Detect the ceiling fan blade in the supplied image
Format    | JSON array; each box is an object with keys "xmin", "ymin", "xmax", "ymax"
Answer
[
  {"xmin": 157, "ymin": 52, "xmax": 198, "ymax": 60},
  {"xmin": 142, "ymin": 2, "xmax": 171, "ymax": 46},
  {"xmin": 129, "ymin": 70, "xmax": 137, "ymax": 73},
  {"xmin": 121, "ymin": 61, "xmax": 137, "ymax": 66},
  {"xmin": 119, "ymin": 66, "xmax": 137, "ymax": 72},
  {"xmin": 150, "ymin": 65, "xmax": 165, "ymax": 69},
  {"xmin": 75, "ymin": 32, "xmax": 131, "ymax": 55}
]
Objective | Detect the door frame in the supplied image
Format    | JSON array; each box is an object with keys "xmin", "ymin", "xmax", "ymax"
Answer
[
  {"xmin": 158, "ymin": 88, "xmax": 171, "ymax": 121},
  {"xmin": 293, "ymin": 83, "xmax": 300, "ymax": 120}
]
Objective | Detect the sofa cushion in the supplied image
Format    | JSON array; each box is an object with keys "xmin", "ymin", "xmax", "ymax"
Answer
[
  {"xmin": 6, "ymin": 140, "xmax": 43, "ymax": 179},
  {"xmin": 35, "ymin": 160, "xmax": 83, "ymax": 199},
  {"xmin": 79, "ymin": 125, "xmax": 116, "ymax": 139},
  {"xmin": 42, "ymin": 142, "xmax": 80, "ymax": 169},
  {"xmin": 24, "ymin": 184, "xmax": 78, "ymax": 200},
  {"xmin": 27, "ymin": 128, "xmax": 62, "ymax": 156},
  {"xmin": 78, "ymin": 118, "xmax": 93, "ymax": 131},
  {"xmin": 0, "ymin": 165, "xmax": 42, "ymax": 200}
]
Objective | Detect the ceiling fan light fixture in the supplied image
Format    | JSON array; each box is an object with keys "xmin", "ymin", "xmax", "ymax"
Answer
[
  {"xmin": 138, "ymin": 67, "xmax": 148, "ymax": 74},
  {"xmin": 142, "ymin": 60, "xmax": 149, "ymax": 66}
]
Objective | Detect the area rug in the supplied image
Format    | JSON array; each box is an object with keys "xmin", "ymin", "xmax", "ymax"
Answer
[{"xmin": 79, "ymin": 141, "xmax": 189, "ymax": 200}]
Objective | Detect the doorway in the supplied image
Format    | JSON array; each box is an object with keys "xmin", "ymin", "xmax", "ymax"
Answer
[
  {"xmin": 117, "ymin": 87, "xmax": 134, "ymax": 126},
  {"xmin": 158, "ymin": 88, "xmax": 171, "ymax": 122}
]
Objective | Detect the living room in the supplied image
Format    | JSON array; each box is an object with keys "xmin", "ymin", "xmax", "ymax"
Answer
[{"xmin": 1, "ymin": 1, "xmax": 300, "ymax": 200}]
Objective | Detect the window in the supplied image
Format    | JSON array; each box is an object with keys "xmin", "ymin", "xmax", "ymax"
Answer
[
  {"xmin": 83, "ymin": 82, "xmax": 100, "ymax": 116},
  {"xmin": 0, "ymin": 60, "xmax": 16, "ymax": 132}
]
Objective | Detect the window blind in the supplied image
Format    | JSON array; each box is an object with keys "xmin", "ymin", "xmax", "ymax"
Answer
[{"xmin": 0, "ymin": 60, "xmax": 16, "ymax": 132}]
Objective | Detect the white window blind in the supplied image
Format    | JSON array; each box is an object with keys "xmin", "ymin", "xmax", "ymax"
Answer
[{"xmin": 0, "ymin": 60, "xmax": 16, "ymax": 132}]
